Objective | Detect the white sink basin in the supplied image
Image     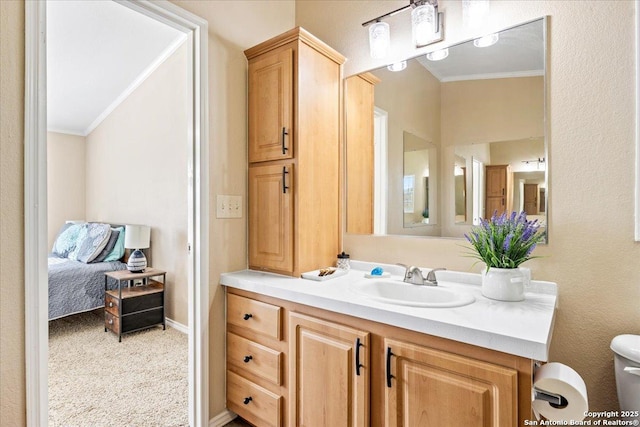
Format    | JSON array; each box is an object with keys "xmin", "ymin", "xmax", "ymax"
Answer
[{"xmin": 350, "ymin": 279, "xmax": 475, "ymax": 308}]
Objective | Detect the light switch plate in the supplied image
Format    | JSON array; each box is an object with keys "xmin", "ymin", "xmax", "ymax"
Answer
[{"xmin": 216, "ymin": 195, "xmax": 242, "ymax": 218}]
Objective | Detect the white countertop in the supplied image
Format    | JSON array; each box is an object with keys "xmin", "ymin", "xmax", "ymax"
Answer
[{"xmin": 220, "ymin": 261, "xmax": 557, "ymax": 361}]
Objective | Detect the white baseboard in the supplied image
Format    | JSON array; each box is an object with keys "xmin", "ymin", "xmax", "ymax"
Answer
[
  {"xmin": 165, "ymin": 317, "xmax": 188, "ymax": 334},
  {"xmin": 209, "ymin": 409, "xmax": 237, "ymax": 427}
]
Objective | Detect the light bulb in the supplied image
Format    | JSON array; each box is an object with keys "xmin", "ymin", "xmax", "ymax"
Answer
[
  {"xmin": 411, "ymin": 3, "xmax": 436, "ymax": 47},
  {"xmin": 369, "ymin": 21, "xmax": 390, "ymax": 59},
  {"xmin": 387, "ymin": 61, "xmax": 407, "ymax": 72},
  {"xmin": 473, "ymin": 33, "xmax": 499, "ymax": 48},
  {"xmin": 426, "ymin": 48, "xmax": 449, "ymax": 61}
]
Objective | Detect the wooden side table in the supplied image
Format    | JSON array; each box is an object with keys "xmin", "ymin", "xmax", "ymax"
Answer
[{"xmin": 104, "ymin": 268, "xmax": 166, "ymax": 342}]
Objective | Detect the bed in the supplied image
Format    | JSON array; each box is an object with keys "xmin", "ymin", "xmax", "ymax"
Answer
[{"xmin": 48, "ymin": 222, "xmax": 130, "ymax": 321}]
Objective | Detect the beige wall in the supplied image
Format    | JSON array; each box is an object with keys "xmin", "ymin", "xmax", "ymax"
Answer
[
  {"xmin": 0, "ymin": 0, "xmax": 26, "ymax": 424},
  {"xmin": 85, "ymin": 42, "xmax": 189, "ymax": 326},
  {"xmin": 297, "ymin": 0, "xmax": 639, "ymax": 413},
  {"xmin": 170, "ymin": 0, "xmax": 295, "ymax": 417},
  {"xmin": 47, "ymin": 132, "xmax": 86, "ymax": 248},
  {"xmin": 441, "ymin": 76, "xmax": 544, "ymax": 146}
]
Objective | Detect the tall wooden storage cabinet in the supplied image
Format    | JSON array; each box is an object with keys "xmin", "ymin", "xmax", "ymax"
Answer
[{"xmin": 245, "ymin": 28, "xmax": 345, "ymax": 276}]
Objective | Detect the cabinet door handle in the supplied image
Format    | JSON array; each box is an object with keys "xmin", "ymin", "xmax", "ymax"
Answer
[
  {"xmin": 243, "ymin": 396, "xmax": 253, "ymax": 405},
  {"xmin": 109, "ymin": 302, "xmax": 114, "ymax": 307},
  {"xmin": 243, "ymin": 355, "xmax": 253, "ymax": 363},
  {"xmin": 281, "ymin": 127, "xmax": 289, "ymax": 154},
  {"xmin": 282, "ymin": 166, "xmax": 289, "ymax": 194},
  {"xmin": 243, "ymin": 313, "xmax": 253, "ymax": 321},
  {"xmin": 386, "ymin": 347, "xmax": 394, "ymax": 388},
  {"xmin": 355, "ymin": 338, "xmax": 364, "ymax": 376},
  {"xmin": 502, "ymin": 198, "xmax": 505, "ymax": 206}
]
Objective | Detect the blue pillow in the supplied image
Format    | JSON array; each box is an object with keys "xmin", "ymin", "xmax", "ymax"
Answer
[
  {"xmin": 72, "ymin": 223, "xmax": 112, "ymax": 263},
  {"xmin": 52, "ymin": 223, "xmax": 84, "ymax": 258},
  {"xmin": 92, "ymin": 228, "xmax": 120, "ymax": 263},
  {"xmin": 103, "ymin": 227, "xmax": 125, "ymax": 262}
]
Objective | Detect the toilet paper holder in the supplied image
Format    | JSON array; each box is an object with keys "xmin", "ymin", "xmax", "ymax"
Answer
[{"xmin": 534, "ymin": 387, "xmax": 569, "ymax": 408}]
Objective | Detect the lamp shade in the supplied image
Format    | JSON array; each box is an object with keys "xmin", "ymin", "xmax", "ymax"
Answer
[
  {"xmin": 412, "ymin": 4, "xmax": 436, "ymax": 47},
  {"xmin": 369, "ymin": 21, "xmax": 390, "ymax": 59},
  {"xmin": 124, "ymin": 225, "xmax": 150, "ymax": 249}
]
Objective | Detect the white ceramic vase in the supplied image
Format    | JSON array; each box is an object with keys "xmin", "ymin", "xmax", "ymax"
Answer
[{"xmin": 481, "ymin": 267, "xmax": 525, "ymax": 301}]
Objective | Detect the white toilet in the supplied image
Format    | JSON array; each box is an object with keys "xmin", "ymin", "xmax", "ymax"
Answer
[{"xmin": 611, "ymin": 334, "xmax": 640, "ymax": 421}]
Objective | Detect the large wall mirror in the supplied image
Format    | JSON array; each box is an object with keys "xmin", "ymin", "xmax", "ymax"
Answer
[{"xmin": 345, "ymin": 17, "xmax": 547, "ymax": 242}]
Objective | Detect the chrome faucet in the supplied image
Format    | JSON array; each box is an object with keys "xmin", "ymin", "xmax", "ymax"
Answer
[{"xmin": 397, "ymin": 264, "xmax": 446, "ymax": 286}]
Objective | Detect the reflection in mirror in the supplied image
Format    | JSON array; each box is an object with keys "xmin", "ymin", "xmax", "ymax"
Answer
[
  {"xmin": 403, "ymin": 131, "xmax": 437, "ymax": 228},
  {"xmin": 345, "ymin": 17, "xmax": 547, "ymax": 242},
  {"xmin": 454, "ymin": 155, "xmax": 467, "ymax": 224}
]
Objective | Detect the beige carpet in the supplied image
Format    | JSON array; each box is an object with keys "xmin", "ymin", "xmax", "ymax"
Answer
[{"xmin": 48, "ymin": 309, "xmax": 188, "ymax": 427}]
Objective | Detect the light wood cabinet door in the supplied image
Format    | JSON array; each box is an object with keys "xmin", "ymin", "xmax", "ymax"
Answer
[
  {"xmin": 249, "ymin": 163, "xmax": 294, "ymax": 274},
  {"xmin": 248, "ymin": 48, "xmax": 294, "ymax": 163},
  {"xmin": 384, "ymin": 338, "xmax": 518, "ymax": 427},
  {"xmin": 290, "ymin": 312, "xmax": 370, "ymax": 427}
]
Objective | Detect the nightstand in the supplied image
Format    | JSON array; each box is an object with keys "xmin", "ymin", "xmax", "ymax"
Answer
[{"xmin": 104, "ymin": 268, "xmax": 166, "ymax": 342}]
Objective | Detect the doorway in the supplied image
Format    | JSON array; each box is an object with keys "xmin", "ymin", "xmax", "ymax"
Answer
[{"xmin": 24, "ymin": 1, "xmax": 209, "ymax": 426}]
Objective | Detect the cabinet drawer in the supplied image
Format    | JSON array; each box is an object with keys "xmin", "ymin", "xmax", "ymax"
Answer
[
  {"xmin": 122, "ymin": 292, "xmax": 163, "ymax": 314},
  {"xmin": 105, "ymin": 311, "xmax": 120, "ymax": 334},
  {"xmin": 227, "ymin": 370, "xmax": 281, "ymax": 427},
  {"xmin": 228, "ymin": 294, "xmax": 281, "ymax": 340},
  {"xmin": 122, "ymin": 308, "xmax": 163, "ymax": 333},
  {"xmin": 227, "ymin": 332, "xmax": 282, "ymax": 385},
  {"xmin": 105, "ymin": 293, "xmax": 119, "ymax": 316}
]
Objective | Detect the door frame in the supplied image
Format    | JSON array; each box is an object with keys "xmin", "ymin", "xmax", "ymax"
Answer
[{"xmin": 24, "ymin": 1, "xmax": 209, "ymax": 425}]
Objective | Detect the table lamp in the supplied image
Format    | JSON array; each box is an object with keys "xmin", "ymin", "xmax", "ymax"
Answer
[{"xmin": 124, "ymin": 224, "xmax": 150, "ymax": 273}]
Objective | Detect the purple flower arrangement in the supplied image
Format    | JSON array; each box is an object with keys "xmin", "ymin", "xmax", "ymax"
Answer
[{"xmin": 465, "ymin": 211, "xmax": 546, "ymax": 269}]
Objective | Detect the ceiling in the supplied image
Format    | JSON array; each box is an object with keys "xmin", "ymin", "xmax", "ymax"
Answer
[
  {"xmin": 47, "ymin": 0, "xmax": 186, "ymax": 136},
  {"xmin": 417, "ymin": 18, "xmax": 545, "ymax": 82}
]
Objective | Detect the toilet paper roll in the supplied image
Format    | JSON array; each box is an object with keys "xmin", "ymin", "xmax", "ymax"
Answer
[{"xmin": 532, "ymin": 362, "xmax": 589, "ymax": 422}]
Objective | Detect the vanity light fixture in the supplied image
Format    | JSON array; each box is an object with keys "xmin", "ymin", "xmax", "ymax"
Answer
[
  {"xmin": 369, "ymin": 21, "xmax": 391, "ymax": 59},
  {"xmin": 522, "ymin": 157, "xmax": 546, "ymax": 170},
  {"xmin": 362, "ymin": 0, "xmax": 444, "ymax": 58},
  {"xmin": 473, "ymin": 32, "xmax": 499, "ymax": 48},
  {"xmin": 387, "ymin": 60, "xmax": 407, "ymax": 72},
  {"xmin": 426, "ymin": 48, "xmax": 449, "ymax": 61}
]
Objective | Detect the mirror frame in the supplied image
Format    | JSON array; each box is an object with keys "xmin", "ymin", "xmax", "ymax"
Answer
[{"xmin": 344, "ymin": 17, "xmax": 549, "ymax": 243}]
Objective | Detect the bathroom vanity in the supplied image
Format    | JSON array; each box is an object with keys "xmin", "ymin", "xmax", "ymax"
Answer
[{"xmin": 221, "ymin": 262, "xmax": 557, "ymax": 427}]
